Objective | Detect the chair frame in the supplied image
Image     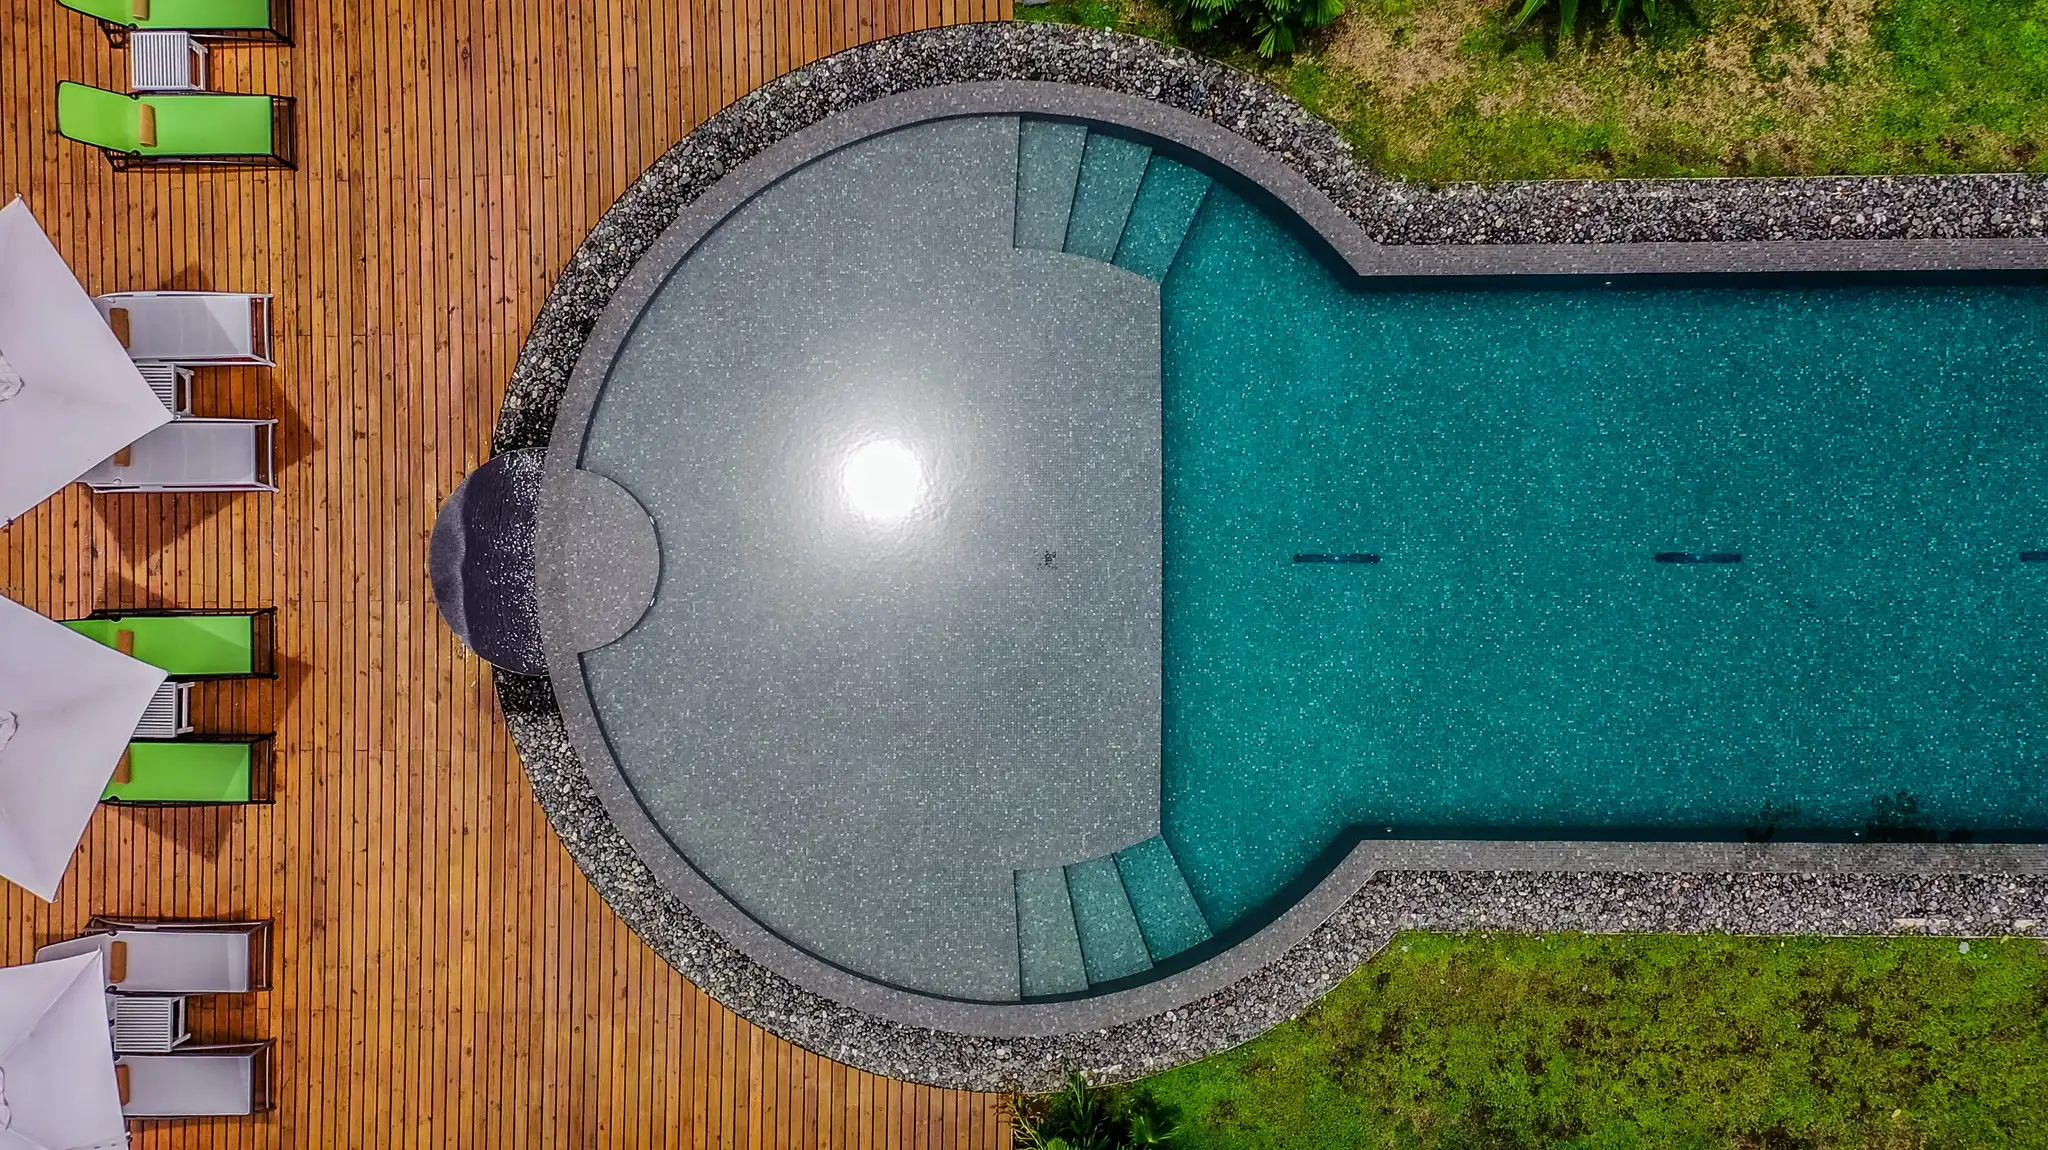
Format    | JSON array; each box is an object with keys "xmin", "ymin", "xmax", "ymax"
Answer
[
  {"xmin": 110, "ymin": 733, "xmax": 275, "ymax": 807},
  {"xmin": 80, "ymin": 915, "xmax": 273, "ymax": 992},
  {"xmin": 79, "ymin": 606, "xmax": 278, "ymax": 680},
  {"xmin": 87, "ymin": 0, "xmax": 293, "ymax": 46},
  {"xmin": 69, "ymin": 93, "xmax": 298, "ymax": 171}
]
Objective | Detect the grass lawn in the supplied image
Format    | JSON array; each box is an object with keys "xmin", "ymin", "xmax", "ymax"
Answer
[
  {"xmin": 1116, "ymin": 932, "xmax": 2048, "ymax": 1149},
  {"xmin": 1018, "ymin": 0, "xmax": 2048, "ymax": 180}
]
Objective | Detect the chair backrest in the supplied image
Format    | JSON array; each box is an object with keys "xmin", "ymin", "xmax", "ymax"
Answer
[
  {"xmin": 56, "ymin": 0, "xmax": 137, "ymax": 28},
  {"xmin": 55, "ymin": 82, "xmax": 139, "ymax": 151}
]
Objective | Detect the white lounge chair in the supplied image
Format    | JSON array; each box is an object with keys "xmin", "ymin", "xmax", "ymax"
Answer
[
  {"xmin": 79, "ymin": 416, "xmax": 277, "ymax": 492},
  {"xmin": 92, "ymin": 291, "xmax": 273, "ymax": 365},
  {"xmin": 38, "ymin": 917, "xmax": 270, "ymax": 994},
  {"xmin": 117, "ymin": 1040, "xmax": 274, "ymax": 1117}
]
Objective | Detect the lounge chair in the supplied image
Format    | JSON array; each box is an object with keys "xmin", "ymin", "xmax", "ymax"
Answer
[
  {"xmin": 35, "ymin": 917, "xmax": 271, "ymax": 994},
  {"xmin": 94, "ymin": 291, "xmax": 273, "ymax": 365},
  {"xmin": 103, "ymin": 734, "xmax": 275, "ymax": 805},
  {"xmin": 78, "ymin": 417, "xmax": 278, "ymax": 493},
  {"xmin": 63, "ymin": 608, "xmax": 276, "ymax": 678},
  {"xmin": 117, "ymin": 1041, "xmax": 275, "ymax": 1117},
  {"xmin": 56, "ymin": 82, "xmax": 295, "ymax": 170},
  {"xmin": 58, "ymin": 0, "xmax": 290, "ymax": 45}
]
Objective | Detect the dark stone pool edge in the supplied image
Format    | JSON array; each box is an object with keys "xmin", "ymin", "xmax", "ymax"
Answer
[{"xmin": 493, "ymin": 22, "xmax": 2048, "ymax": 1091}]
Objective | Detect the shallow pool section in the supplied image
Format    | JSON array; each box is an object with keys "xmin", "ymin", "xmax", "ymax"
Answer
[{"xmin": 574, "ymin": 117, "xmax": 1165, "ymax": 1002}]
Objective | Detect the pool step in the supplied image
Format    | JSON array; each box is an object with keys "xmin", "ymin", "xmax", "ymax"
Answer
[
  {"xmin": 1114, "ymin": 835, "xmax": 1214, "ymax": 960},
  {"xmin": 1014, "ymin": 835, "xmax": 1213, "ymax": 998},
  {"xmin": 1063, "ymin": 131, "xmax": 1154, "ymax": 262},
  {"xmin": 1016, "ymin": 865, "xmax": 1090, "ymax": 997},
  {"xmin": 1013, "ymin": 119, "xmax": 1212, "ymax": 279},
  {"xmin": 1065, "ymin": 857, "xmax": 1154, "ymax": 984},
  {"xmin": 1111, "ymin": 156, "xmax": 1213, "ymax": 281},
  {"xmin": 1014, "ymin": 119, "xmax": 1088, "ymax": 252}
]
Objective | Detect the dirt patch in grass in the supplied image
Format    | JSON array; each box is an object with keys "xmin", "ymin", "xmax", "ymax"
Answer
[{"xmin": 1325, "ymin": 0, "xmax": 1487, "ymax": 99}]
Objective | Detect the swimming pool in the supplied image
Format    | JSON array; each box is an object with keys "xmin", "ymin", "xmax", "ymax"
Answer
[{"xmin": 525, "ymin": 95, "xmax": 2048, "ymax": 1017}]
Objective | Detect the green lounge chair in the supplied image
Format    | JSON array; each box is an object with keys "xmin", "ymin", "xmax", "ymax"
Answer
[
  {"xmin": 105, "ymin": 735, "xmax": 273, "ymax": 806},
  {"xmin": 63, "ymin": 608, "xmax": 276, "ymax": 680},
  {"xmin": 57, "ymin": 0, "xmax": 289, "ymax": 43},
  {"xmin": 56, "ymin": 83, "xmax": 295, "ymax": 170}
]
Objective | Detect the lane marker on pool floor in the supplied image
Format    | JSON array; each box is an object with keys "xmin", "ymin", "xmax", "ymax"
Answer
[
  {"xmin": 2024, "ymin": 551, "xmax": 2048, "ymax": 562},
  {"xmin": 1655, "ymin": 552, "xmax": 1742, "ymax": 564},
  {"xmin": 1294, "ymin": 553, "xmax": 1380, "ymax": 564}
]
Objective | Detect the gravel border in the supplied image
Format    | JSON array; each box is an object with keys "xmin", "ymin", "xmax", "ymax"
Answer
[{"xmin": 489, "ymin": 20, "xmax": 2048, "ymax": 1091}]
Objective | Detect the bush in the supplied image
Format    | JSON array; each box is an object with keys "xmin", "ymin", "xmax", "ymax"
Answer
[
  {"xmin": 1168, "ymin": 0, "xmax": 1344, "ymax": 56},
  {"xmin": 1511, "ymin": 0, "xmax": 1664, "ymax": 38},
  {"xmin": 1009, "ymin": 1071, "xmax": 1178, "ymax": 1150}
]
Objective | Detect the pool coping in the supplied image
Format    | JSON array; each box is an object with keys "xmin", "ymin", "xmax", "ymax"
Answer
[{"xmin": 493, "ymin": 20, "xmax": 2048, "ymax": 1089}]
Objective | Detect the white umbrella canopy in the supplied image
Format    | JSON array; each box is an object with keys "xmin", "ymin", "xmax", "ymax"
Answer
[
  {"xmin": 0, "ymin": 196, "xmax": 170, "ymax": 527},
  {"xmin": 0, "ymin": 597, "xmax": 165, "ymax": 900},
  {"xmin": 0, "ymin": 952, "xmax": 127, "ymax": 1150}
]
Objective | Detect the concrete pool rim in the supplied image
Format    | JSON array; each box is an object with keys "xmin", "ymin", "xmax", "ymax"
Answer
[{"xmin": 494, "ymin": 21, "xmax": 2048, "ymax": 1087}]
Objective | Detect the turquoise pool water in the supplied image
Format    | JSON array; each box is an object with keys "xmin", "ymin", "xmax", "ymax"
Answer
[{"xmin": 1162, "ymin": 185, "xmax": 2048, "ymax": 933}]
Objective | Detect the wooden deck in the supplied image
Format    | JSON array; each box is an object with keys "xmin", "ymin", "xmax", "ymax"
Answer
[{"xmin": 0, "ymin": 0, "xmax": 1013, "ymax": 1144}]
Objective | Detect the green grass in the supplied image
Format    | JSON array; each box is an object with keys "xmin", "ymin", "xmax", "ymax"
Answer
[
  {"xmin": 1120, "ymin": 933, "xmax": 2048, "ymax": 1149},
  {"xmin": 1021, "ymin": 0, "xmax": 2048, "ymax": 178}
]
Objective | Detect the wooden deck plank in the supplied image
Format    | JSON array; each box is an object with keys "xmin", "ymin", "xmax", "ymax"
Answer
[{"xmin": 0, "ymin": 0, "xmax": 1011, "ymax": 1145}]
